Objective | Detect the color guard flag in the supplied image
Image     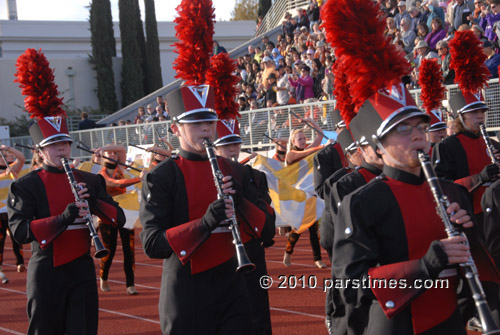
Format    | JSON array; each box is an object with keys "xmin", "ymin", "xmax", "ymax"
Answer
[{"xmin": 251, "ymin": 154, "xmax": 324, "ymax": 234}]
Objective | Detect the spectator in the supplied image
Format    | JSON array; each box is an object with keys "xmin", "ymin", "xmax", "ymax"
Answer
[
  {"xmin": 307, "ymin": 1, "xmax": 321, "ymax": 31},
  {"xmin": 452, "ymin": 0, "xmax": 474, "ymax": 32},
  {"xmin": 472, "ymin": 0, "xmax": 486, "ymax": 23},
  {"xmin": 133, "ymin": 106, "xmax": 146, "ymax": 124},
  {"xmin": 384, "ymin": 16, "xmax": 399, "ymax": 40},
  {"xmin": 471, "ymin": 23, "xmax": 488, "ymax": 43},
  {"xmin": 146, "ymin": 104, "xmax": 157, "ymax": 118},
  {"xmin": 254, "ymin": 46, "xmax": 263, "ymax": 63},
  {"xmin": 261, "ymin": 56, "xmax": 278, "ymax": 87},
  {"xmin": 272, "ymin": 48, "xmax": 284, "ymax": 67},
  {"xmin": 423, "ymin": 0, "xmax": 446, "ymax": 31},
  {"xmin": 289, "ymin": 65, "xmax": 314, "ymax": 103},
  {"xmin": 261, "ymin": 35, "xmax": 270, "ymax": 50},
  {"xmin": 414, "ymin": 40, "xmax": 439, "ymax": 67},
  {"xmin": 238, "ymin": 96, "xmax": 249, "ymax": 111},
  {"xmin": 479, "ymin": 0, "xmax": 500, "ymax": 42},
  {"xmin": 213, "ymin": 40, "xmax": 227, "ymax": 54},
  {"xmin": 296, "ymin": 8, "xmax": 310, "ymax": 30},
  {"xmin": 436, "ymin": 40, "xmax": 455, "ymax": 84},
  {"xmin": 395, "ymin": 1, "xmax": 412, "ymax": 29},
  {"xmin": 409, "ymin": 5, "xmax": 427, "ymax": 31},
  {"xmin": 383, "ymin": 0, "xmax": 398, "ymax": 18},
  {"xmin": 399, "ymin": 17, "xmax": 417, "ymax": 53},
  {"xmin": 305, "ymin": 48, "xmax": 315, "ymax": 68},
  {"xmin": 416, "ymin": 21, "xmax": 430, "ymax": 42},
  {"xmin": 265, "ymin": 73, "xmax": 278, "ymax": 104},
  {"xmin": 425, "ymin": 17, "xmax": 447, "ymax": 50},
  {"xmin": 78, "ymin": 112, "xmax": 97, "ymax": 130},
  {"xmin": 156, "ymin": 96, "xmax": 166, "ymax": 113},
  {"xmin": 277, "ymin": 66, "xmax": 291, "ymax": 105},
  {"xmin": 248, "ymin": 44, "xmax": 256, "ymax": 58},
  {"xmin": 311, "ymin": 58, "xmax": 325, "ymax": 98},
  {"xmin": 483, "ymin": 40, "xmax": 500, "ymax": 78},
  {"xmin": 282, "ymin": 12, "xmax": 295, "ymax": 35}
]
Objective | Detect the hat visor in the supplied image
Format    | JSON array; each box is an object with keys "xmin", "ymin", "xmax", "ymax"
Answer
[
  {"xmin": 429, "ymin": 122, "xmax": 447, "ymax": 131},
  {"xmin": 214, "ymin": 135, "xmax": 243, "ymax": 146},
  {"xmin": 458, "ymin": 101, "xmax": 488, "ymax": 114},
  {"xmin": 38, "ymin": 134, "xmax": 73, "ymax": 148},
  {"xmin": 174, "ymin": 109, "xmax": 218, "ymax": 124},
  {"xmin": 377, "ymin": 107, "xmax": 430, "ymax": 138}
]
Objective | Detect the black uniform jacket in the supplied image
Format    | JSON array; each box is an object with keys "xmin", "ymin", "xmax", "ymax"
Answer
[
  {"xmin": 8, "ymin": 164, "xmax": 124, "ymax": 266},
  {"xmin": 140, "ymin": 149, "xmax": 275, "ymax": 273},
  {"xmin": 333, "ymin": 165, "xmax": 473, "ymax": 334}
]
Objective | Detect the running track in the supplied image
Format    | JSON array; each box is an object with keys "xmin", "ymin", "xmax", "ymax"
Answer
[
  {"xmin": 0, "ymin": 231, "xmax": 482, "ymax": 334},
  {"xmin": 0, "ymin": 231, "xmax": 331, "ymax": 334}
]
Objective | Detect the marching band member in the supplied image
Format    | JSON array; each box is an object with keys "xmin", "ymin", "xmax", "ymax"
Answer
[
  {"xmin": 8, "ymin": 48, "xmax": 124, "ymax": 334},
  {"xmin": 214, "ymin": 118, "xmax": 275, "ymax": 335}
]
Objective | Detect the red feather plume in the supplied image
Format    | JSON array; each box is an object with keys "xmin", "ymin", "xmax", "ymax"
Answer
[
  {"xmin": 14, "ymin": 48, "xmax": 65, "ymax": 119},
  {"xmin": 205, "ymin": 53, "xmax": 240, "ymax": 119},
  {"xmin": 333, "ymin": 57, "xmax": 356, "ymax": 126},
  {"xmin": 321, "ymin": 0, "xmax": 410, "ymax": 112},
  {"xmin": 172, "ymin": 0, "xmax": 215, "ymax": 86},
  {"xmin": 449, "ymin": 30, "xmax": 489, "ymax": 94},
  {"xmin": 418, "ymin": 59, "xmax": 445, "ymax": 112}
]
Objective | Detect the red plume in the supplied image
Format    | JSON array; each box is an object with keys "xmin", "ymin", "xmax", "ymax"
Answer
[
  {"xmin": 172, "ymin": 0, "xmax": 215, "ymax": 85},
  {"xmin": 321, "ymin": 0, "xmax": 410, "ymax": 111},
  {"xmin": 449, "ymin": 30, "xmax": 489, "ymax": 94},
  {"xmin": 418, "ymin": 59, "xmax": 445, "ymax": 112},
  {"xmin": 333, "ymin": 57, "xmax": 355, "ymax": 126},
  {"xmin": 14, "ymin": 48, "xmax": 65, "ymax": 119},
  {"xmin": 205, "ymin": 53, "xmax": 240, "ymax": 119}
]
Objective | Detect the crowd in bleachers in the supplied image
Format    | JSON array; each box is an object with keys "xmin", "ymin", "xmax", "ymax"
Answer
[{"xmin": 81, "ymin": 0, "xmax": 500, "ymax": 138}]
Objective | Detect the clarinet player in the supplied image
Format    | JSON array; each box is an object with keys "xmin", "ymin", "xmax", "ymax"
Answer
[
  {"xmin": 8, "ymin": 48, "xmax": 125, "ymax": 335},
  {"xmin": 140, "ymin": 85, "xmax": 275, "ymax": 334}
]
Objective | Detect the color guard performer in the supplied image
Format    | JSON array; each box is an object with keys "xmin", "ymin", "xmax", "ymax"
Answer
[
  {"xmin": 94, "ymin": 144, "xmax": 145, "ymax": 295},
  {"xmin": 0, "ymin": 145, "xmax": 26, "ymax": 283},
  {"xmin": 8, "ymin": 48, "xmax": 125, "ymax": 334}
]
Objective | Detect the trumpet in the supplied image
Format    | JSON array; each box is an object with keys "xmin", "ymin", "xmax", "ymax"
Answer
[
  {"xmin": 479, "ymin": 124, "xmax": 499, "ymax": 164},
  {"xmin": 203, "ymin": 138, "xmax": 255, "ymax": 273},
  {"xmin": 60, "ymin": 157, "xmax": 109, "ymax": 259},
  {"xmin": 418, "ymin": 150, "xmax": 500, "ymax": 334}
]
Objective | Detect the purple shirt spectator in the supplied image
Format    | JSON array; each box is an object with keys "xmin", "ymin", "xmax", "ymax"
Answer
[
  {"xmin": 289, "ymin": 66, "xmax": 314, "ymax": 102},
  {"xmin": 480, "ymin": 12, "xmax": 500, "ymax": 42},
  {"xmin": 425, "ymin": 28, "xmax": 446, "ymax": 50}
]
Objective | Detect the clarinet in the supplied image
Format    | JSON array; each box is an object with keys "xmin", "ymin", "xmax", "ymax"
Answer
[
  {"xmin": 203, "ymin": 138, "xmax": 256, "ymax": 273},
  {"xmin": 480, "ymin": 124, "xmax": 499, "ymax": 164},
  {"xmin": 418, "ymin": 151, "xmax": 500, "ymax": 334},
  {"xmin": 60, "ymin": 157, "xmax": 109, "ymax": 259}
]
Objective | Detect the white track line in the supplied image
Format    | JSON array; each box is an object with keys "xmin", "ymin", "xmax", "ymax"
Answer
[
  {"xmin": 0, "ymin": 326, "xmax": 25, "ymax": 335},
  {"xmin": 270, "ymin": 307, "xmax": 324, "ymax": 319},
  {"xmin": 99, "ymin": 308, "xmax": 160, "ymax": 324}
]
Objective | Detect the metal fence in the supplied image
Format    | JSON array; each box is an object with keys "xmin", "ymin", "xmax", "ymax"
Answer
[
  {"xmin": 255, "ymin": 0, "xmax": 310, "ymax": 37},
  {"xmin": 6, "ymin": 79, "xmax": 500, "ymax": 161}
]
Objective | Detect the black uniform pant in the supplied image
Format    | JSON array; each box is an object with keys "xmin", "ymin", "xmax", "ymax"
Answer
[
  {"xmin": 0, "ymin": 213, "xmax": 24, "ymax": 266},
  {"xmin": 99, "ymin": 224, "xmax": 135, "ymax": 287},
  {"xmin": 285, "ymin": 221, "xmax": 322, "ymax": 261},
  {"xmin": 27, "ymin": 253, "xmax": 98, "ymax": 335},
  {"xmin": 244, "ymin": 239, "xmax": 272, "ymax": 335}
]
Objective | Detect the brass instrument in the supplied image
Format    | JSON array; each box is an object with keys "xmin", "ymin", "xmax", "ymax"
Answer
[
  {"xmin": 203, "ymin": 138, "xmax": 255, "ymax": 273},
  {"xmin": 418, "ymin": 150, "xmax": 500, "ymax": 334},
  {"xmin": 60, "ymin": 157, "xmax": 109, "ymax": 259}
]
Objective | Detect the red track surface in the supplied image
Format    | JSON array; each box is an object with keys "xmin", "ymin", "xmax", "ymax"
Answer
[{"xmin": 0, "ymin": 230, "xmax": 482, "ymax": 335}]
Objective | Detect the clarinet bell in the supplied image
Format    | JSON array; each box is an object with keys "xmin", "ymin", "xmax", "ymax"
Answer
[
  {"xmin": 235, "ymin": 244, "xmax": 256, "ymax": 273},
  {"xmin": 93, "ymin": 237, "xmax": 109, "ymax": 258}
]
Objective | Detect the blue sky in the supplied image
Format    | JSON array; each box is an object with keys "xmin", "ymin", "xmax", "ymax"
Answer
[{"xmin": 0, "ymin": 0, "xmax": 237, "ymax": 22}]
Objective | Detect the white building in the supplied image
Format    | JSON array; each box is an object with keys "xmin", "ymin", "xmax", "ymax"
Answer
[{"xmin": 0, "ymin": 19, "xmax": 256, "ymax": 120}]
